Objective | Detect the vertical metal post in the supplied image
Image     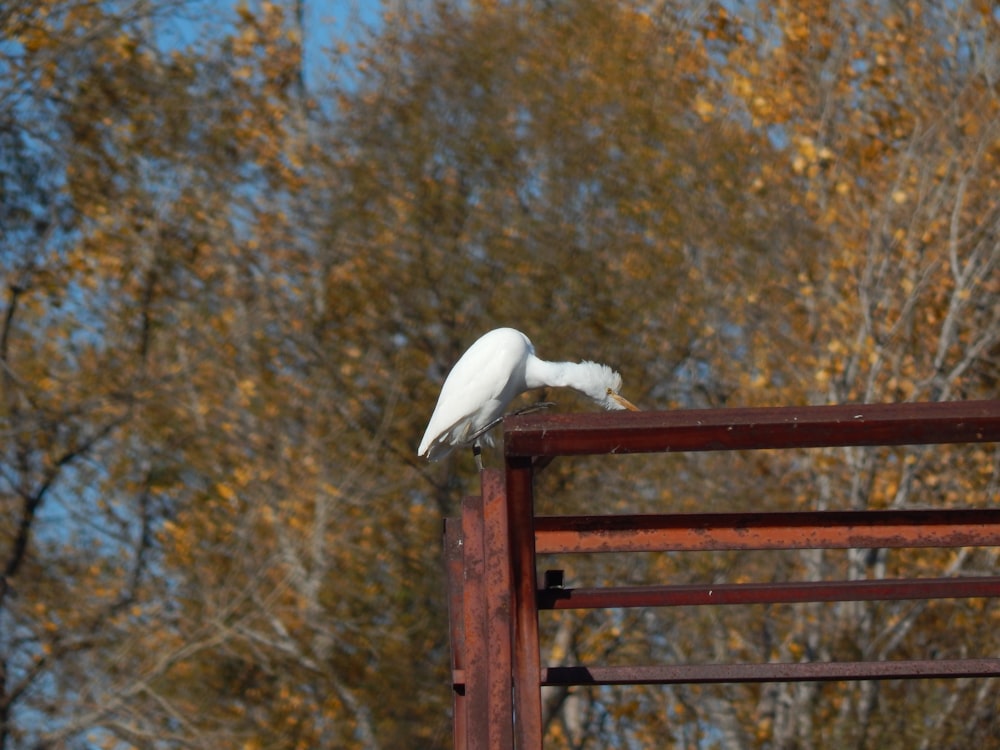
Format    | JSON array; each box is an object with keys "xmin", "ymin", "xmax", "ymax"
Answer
[
  {"xmin": 482, "ymin": 469, "xmax": 514, "ymax": 747},
  {"xmin": 462, "ymin": 495, "xmax": 490, "ymax": 749},
  {"xmin": 443, "ymin": 518, "xmax": 467, "ymax": 750},
  {"xmin": 505, "ymin": 456, "xmax": 543, "ymax": 747}
]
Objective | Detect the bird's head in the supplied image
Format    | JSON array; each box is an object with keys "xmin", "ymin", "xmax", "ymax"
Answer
[{"xmin": 580, "ymin": 362, "xmax": 640, "ymax": 411}]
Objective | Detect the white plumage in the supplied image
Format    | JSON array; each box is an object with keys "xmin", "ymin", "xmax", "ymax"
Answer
[{"xmin": 418, "ymin": 327, "xmax": 638, "ymax": 461}]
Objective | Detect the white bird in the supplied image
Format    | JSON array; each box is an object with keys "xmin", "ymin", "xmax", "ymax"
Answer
[{"xmin": 418, "ymin": 327, "xmax": 639, "ymax": 462}]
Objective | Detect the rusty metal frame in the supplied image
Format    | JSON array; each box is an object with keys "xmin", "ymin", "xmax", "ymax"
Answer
[{"xmin": 444, "ymin": 400, "xmax": 1000, "ymax": 749}]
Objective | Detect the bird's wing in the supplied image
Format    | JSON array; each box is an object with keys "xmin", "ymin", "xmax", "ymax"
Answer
[{"xmin": 418, "ymin": 330, "xmax": 530, "ymax": 457}]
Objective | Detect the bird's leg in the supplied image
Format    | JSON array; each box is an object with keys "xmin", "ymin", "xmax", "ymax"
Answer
[
  {"xmin": 508, "ymin": 401, "xmax": 556, "ymax": 417},
  {"xmin": 469, "ymin": 420, "xmax": 501, "ymax": 444},
  {"xmin": 466, "ymin": 402, "xmax": 555, "ymax": 469},
  {"xmin": 469, "ymin": 401, "xmax": 556, "ymax": 452}
]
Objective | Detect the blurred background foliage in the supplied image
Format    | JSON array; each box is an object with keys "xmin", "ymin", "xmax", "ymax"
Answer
[{"xmin": 1, "ymin": 0, "xmax": 998, "ymax": 747}]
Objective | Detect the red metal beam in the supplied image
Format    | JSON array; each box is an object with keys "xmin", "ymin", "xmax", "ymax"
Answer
[
  {"xmin": 541, "ymin": 659, "xmax": 1000, "ymax": 685},
  {"xmin": 504, "ymin": 400, "xmax": 1000, "ymax": 457},
  {"xmin": 535, "ymin": 508, "xmax": 1000, "ymax": 554},
  {"xmin": 538, "ymin": 575, "xmax": 1000, "ymax": 610},
  {"xmin": 443, "ymin": 518, "xmax": 467, "ymax": 750},
  {"xmin": 502, "ymin": 463, "xmax": 544, "ymax": 749},
  {"xmin": 460, "ymin": 496, "xmax": 490, "ymax": 750},
  {"xmin": 481, "ymin": 472, "xmax": 513, "ymax": 748}
]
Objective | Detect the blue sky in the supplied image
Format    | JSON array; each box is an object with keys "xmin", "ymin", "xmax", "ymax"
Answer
[
  {"xmin": 150, "ymin": 1, "xmax": 385, "ymax": 88},
  {"xmin": 302, "ymin": 0, "xmax": 384, "ymax": 83}
]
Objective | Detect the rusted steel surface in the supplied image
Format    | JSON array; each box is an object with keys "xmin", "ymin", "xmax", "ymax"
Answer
[
  {"xmin": 541, "ymin": 659, "xmax": 1000, "ymax": 686},
  {"xmin": 534, "ymin": 508, "xmax": 1000, "ymax": 554},
  {"xmin": 443, "ymin": 518, "xmax": 467, "ymax": 750},
  {"xmin": 460, "ymin": 496, "xmax": 490, "ymax": 750},
  {"xmin": 538, "ymin": 576, "xmax": 1000, "ymax": 610},
  {"xmin": 443, "ymin": 402, "xmax": 1000, "ymax": 748},
  {"xmin": 504, "ymin": 399, "xmax": 1000, "ymax": 457},
  {"xmin": 481, "ymin": 472, "xmax": 513, "ymax": 749},
  {"xmin": 502, "ymin": 462, "xmax": 544, "ymax": 750}
]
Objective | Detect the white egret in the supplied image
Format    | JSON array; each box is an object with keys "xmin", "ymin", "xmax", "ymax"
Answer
[{"xmin": 418, "ymin": 327, "xmax": 639, "ymax": 462}]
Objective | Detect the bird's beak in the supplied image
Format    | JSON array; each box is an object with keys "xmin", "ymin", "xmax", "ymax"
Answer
[{"xmin": 611, "ymin": 393, "xmax": 640, "ymax": 411}]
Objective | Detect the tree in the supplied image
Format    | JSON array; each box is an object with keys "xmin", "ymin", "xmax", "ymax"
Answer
[
  {"xmin": 1, "ymin": 1, "xmax": 204, "ymax": 745},
  {"xmin": 1, "ymin": 0, "xmax": 996, "ymax": 747}
]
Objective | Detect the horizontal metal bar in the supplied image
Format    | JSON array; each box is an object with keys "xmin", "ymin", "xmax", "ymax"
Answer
[
  {"xmin": 541, "ymin": 659, "xmax": 1000, "ymax": 686},
  {"xmin": 504, "ymin": 400, "xmax": 1000, "ymax": 457},
  {"xmin": 535, "ymin": 508, "xmax": 1000, "ymax": 554},
  {"xmin": 538, "ymin": 576, "xmax": 1000, "ymax": 610}
]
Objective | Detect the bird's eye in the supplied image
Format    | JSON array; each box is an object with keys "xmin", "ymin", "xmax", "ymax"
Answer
[{"xmin": 606, "ymin": 388, "xmax": 614, "ymax": 395}]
